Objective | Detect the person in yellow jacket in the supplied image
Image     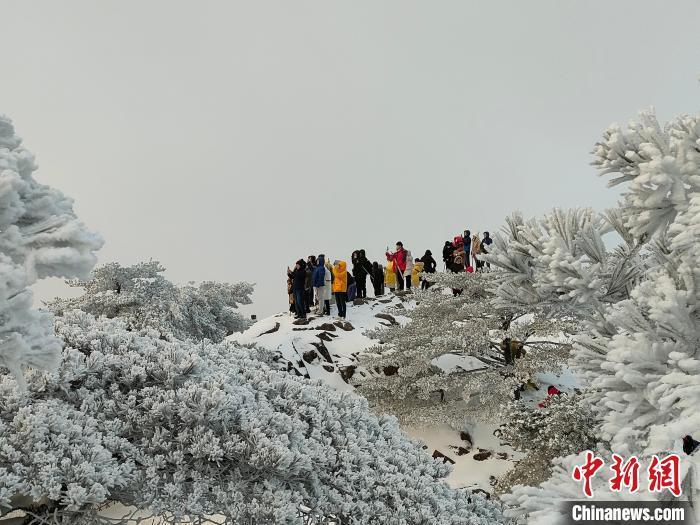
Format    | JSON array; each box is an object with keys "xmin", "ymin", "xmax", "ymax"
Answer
[
  {"xmin": 332, "ymin": 260, "xmax": 348, "ymax": 318},
  {"xmin": 384, "ymin": 260, "xmax": 397, "ymax": 291},
  {"xmin": 412, "ymin": 260, "xmax": 424, "ymax": 288}
]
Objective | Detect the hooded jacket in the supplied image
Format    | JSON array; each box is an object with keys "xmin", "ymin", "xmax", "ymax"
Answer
[
  {"xmin": 332, "ymin": 261, "xmax": 348, "ymax": 293},
  {"xmin": 384, "ymin": 261, "xmax": 396, "ymax": 287},
  {"xmin": 411, "ymin": 261, "xmax": 424, "ymax": 286},
  {"xmin": 422, "ymin": 250, "xmax": 437, "ymax": 273},
  {"xmin": 312, "ymin": 255, "xmax": 327, "ymax": 288},
  {"xmin": 288, "ymin": 260, "xmax": 307, "ymax": 291},
  {"xmin": 442, "ymin": 242, "xmax": 454, "ymax": 264},
  {"xmin": 352, "ymin": 252, "xmax": 372, "ymax": 279},
  {"xmin": 481, "ymin": 233, "xmax": 493, "ymax": 254},
  {"xmin": 471, "ymin": 235, "xmax": 481, "ymax": 258}
]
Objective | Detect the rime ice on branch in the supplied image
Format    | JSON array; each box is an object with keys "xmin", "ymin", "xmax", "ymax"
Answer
[
  {"xmin": 492, "ymin": 108, "xmax": 700, "ymax": 520},
  {"xmin": 0, "ymin": 115, "xmax": 102, "ymax": 387},
  {"xmin": 49, "ymin": 260, "xmax": 254, "ymax": 342}
]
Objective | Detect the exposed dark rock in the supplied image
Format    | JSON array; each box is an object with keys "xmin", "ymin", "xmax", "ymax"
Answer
[
  {"xmin": 473, "ymin": 451, "xmax": 492, "ymax": 461},
  {"xmin": 450, "ymin": 446, "xmax": 471, "ymax": 456},
  {"xmin": 375, "ymin": 313, "xmax": 398, "ymax": 325},
  {"xmin": 322, "ymin": 365, "xmax": 334, "ymax": 372},
  {"xmin": 460, "ymin": 431, "xmax": 473, "ymax": 446},
  {"xmin": 316, "ymin": 332, "xmax": 333, "ymax": 342},
  {"xmin": 302, "ymin": 350, "xmax": 318, "ymax": 364},
  {"xmin": 333, "ymin": 321, "xmax": 354, "ymax": 331},
  {"xmin": 310, "ymin": 341, "xmax": 333, "ymax": 363},
  {"xmin": 315, "ymin": 323, "xmax": 336, "ymax": 332},
  {"xmin": 257, "ymin": 322, "xmax": 280, "ymax": 337},
  {"xmin": 378, "ymin": 299, "xmax": 393, "ymax": 303},
  {"xmin": 383, "ymin": 365, "xmax": 399, "ymax": 376},
  {"xmin": 472, "ymin": 488, "xmax": 491, "ymax": 499},
  {"xmin": 432, "ymin": 450, "xmax": 455, "ymax": 465},
  {"xmin": 293, "ymin": 318, "xmax": 310, "ymax": 326},
  {"xmin": 292, "ymin": 327, "xmax": 311, "ymax": 331},
  {"xmin": 339, "ymin": 365, "xmax": 356, "ymax": 383}
]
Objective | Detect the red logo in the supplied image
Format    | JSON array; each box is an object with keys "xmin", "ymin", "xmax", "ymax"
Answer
[
  {"xmin": 572, "ymin": 452, "xmax": 681, "ymax": 498},
  {"xmin": 572, "ymin": 451, "xmax": 605, "ymax": 498},
  {"xmin": 648, "ymin": 454, "xmax": 681, "ymax": 497}
]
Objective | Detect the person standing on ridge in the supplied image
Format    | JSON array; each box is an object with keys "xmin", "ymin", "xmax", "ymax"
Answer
[
  {"xmin": 287, "ymin": 275, "xmax": 295, "ymax": 314},
  {"xmin": 386, "ymin": 242, "xmax": 408, "ymax": 291},
  {"xmin": 372, "ymin": 261, "xmax": 384, "ymax": 296},
  {"xmin": 411, "ymin": 257, "xmax": 423, "ymax": 288},
  {"xmin": 463, "ymin": 230, "xmax": 472, "ymax": 269},
  {"xmin": 384, "ymin": 259, "xmax": 397, "ymax": 292},
  {"xmin": 352, "ymin": 249, "xmax": 373, "ymax": 298},
  {"xmin": 480, "ymin": 232, "xmax": 493, "ymax": 270},
  {"xmin": 332, "ymin": 259, "xmax": 348, "ymax": 319},
  {"xmin": 449, "ymin": 236, "xmax": 466, "ymax": 273},
  {"xmin": 312, "ymin": 254, "xmax": 332, "ymax": 315},
  {"xmin": 421, "ymin": 249, "xmax": 436, "ymax": 289},
  {"xmin": 471, "ymin": 233, "xmax": 482, "ymax": 272},
  {"xmin": 287, "ymin": 259, "xmax": 307, "ymax": 319},
  {"xmin": 305, "ymin": 255, "xmax": 316, "ymax": 311},
  {"xmin": 442, "ymin": 241, "xmax": 454, "ymax": 271},
  {"xmin": 404, "ymin": 250, "xmax": 414, "ymax": 290}
]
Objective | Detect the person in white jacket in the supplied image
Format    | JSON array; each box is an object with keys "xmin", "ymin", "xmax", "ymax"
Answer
[
  {"xmin": 312, "ymin": 254, "xmax": 333, "ymax": 315},
  {"xmin": 404, "ymin": 251, "xmax": 414, "ymax": 290}
]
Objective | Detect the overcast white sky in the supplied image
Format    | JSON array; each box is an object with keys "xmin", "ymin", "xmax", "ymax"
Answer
[{"xmin": 3, "ymin": 1, "xmax": 700, "ymax": 317}]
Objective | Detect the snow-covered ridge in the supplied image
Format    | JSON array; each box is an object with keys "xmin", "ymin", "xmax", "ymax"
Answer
[
  {"xmin": 231, "ymin": 294, "xmax": 412, "ymax": 392},
  {"xmin": 231, "ymin": 293, "xmax": 529, "ymax": 493}
]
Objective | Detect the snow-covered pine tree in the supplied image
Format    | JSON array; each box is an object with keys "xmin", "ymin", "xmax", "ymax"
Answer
[
  {"xmin": 494, "ymin": 392, "xmax": 599, "ymax": 495},
  {"xmin": 0, "ymin": 115, "xmax": 505, "ymax": 524},
  {"xmin": 488, "ymin": 107, "xmax": 700, "ymax": 519},
  {"xmin": 356, "ymin": 272, "xmax": 571, "ymax": 427},
  {"xmin": 49, "ymin": 261, "xmax": 254, "ymax": 342},
  {"xmin": 0, "ymin": 115, "xmax": 102, "ymax": 388},
  {"xmin": 0, "ymin": 311, "xmax": 506, "ymax": 524}
]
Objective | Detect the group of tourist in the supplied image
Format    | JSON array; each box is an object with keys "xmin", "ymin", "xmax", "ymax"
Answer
[
  {"xmin": 286, "ymin": 230, "xmax": 490, "ymax": 319},
  {"xmin": 442, "ymin": 230, "xmax": 493, "ymax": 273}
]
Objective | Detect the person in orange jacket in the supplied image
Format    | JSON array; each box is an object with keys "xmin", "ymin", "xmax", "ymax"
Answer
[
  {"xmin": 384, "ymin": 260, "xmax": 397, "ymax": 292},
  {"xmin": 332, "ymin": 260, "xmax": 348, "ymax": 318}
]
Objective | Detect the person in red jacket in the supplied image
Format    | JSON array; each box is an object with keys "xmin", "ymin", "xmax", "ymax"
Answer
[
  {"xmin": 538, "ymin": 385, "xmax": 562, "ymax": 408},
  {"xmin": 386, "ymin": 241, "xmax": 408, "ymax": 291}
]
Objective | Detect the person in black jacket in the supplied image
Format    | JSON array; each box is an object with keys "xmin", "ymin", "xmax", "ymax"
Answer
[
  {"xmin": 442, "ymin": 241, "xmax": 454, "ymax": 270},
  {"xmin": 287, "ymin": 259, "xmax": 307, "ymax": 319},
  {"xmin": 463, "ymin": 230, "xmax": 472, "ymax": 269},
  {"xmin": 683, "ymin": 435, "xmax": 700, "ymax": 455},
  {"xmin": 352, "ymin": 249, "xmax": 373, "ymax": 298},
  {"xmin": 304, "ymin": 256, "xmax": 315, "ymax": 312},
  {"xmin": 421, "ymin": 249, "xmax": 437, "ymax": 290},
  {"xmin": 372, "ymin": 261, "xmax": 384, "ymax": 296}
]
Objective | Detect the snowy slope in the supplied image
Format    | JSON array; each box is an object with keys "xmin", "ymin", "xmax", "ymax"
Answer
[
  {"xmin": 231, "ymin": 295, "xmax": 413, "ymax": 392},
  {"xmin": 231, "ymin": 294, "xmax": 565, "ymax": 494}
]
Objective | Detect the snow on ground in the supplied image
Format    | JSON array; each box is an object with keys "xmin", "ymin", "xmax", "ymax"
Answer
[
  {"xmin": 406, "ymin": 423, "xmax": 521, "ymax": 492},
  {"xmin": 231, "ymin": 292, "xmax": 554, "ymax": 494},
  {"xmin": 431, "ymin": 353, "xmax": 487, "ymax": 374},
  {"xmin": 231, "ymin": 294, "xmax": 413, "ymax": 392}
]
